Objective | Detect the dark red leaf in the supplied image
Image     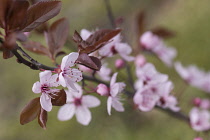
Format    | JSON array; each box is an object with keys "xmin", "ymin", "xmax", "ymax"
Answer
[
  {"xmin": 38, "ymin": 108, "xmax": 48, "ymax": 129},
  {"xmin": 46, "ymin": 18, "xmax": 69, "ymax": 60},
  {"xmin": 51, "ymin": 89, "xmax": 67, "ymax": 106},
  {"xmin": 0, "ymin": 0, "xmax": 9, "ymax": 28},
  {"xmin": 20, "ymin": 97, "xmax": 41, "ymax": 125},
  {"xmin": 3, "ymin": 48, "xmax": 14, "ymax": 59},
  {"xmin": 21, "ymin": 1, "xmax": 62, "ymax": 32},
  {"xmin": 22, "ymin": 41, "xmax": 50, "ymax": 57},
  {"xmin": 81, "ymin": 29, "xmax": 121, "ymax": 54},
  {"xmin": 7, "ymin": 1, "xmax": 29, "ymax": 31},
  {"xmin": 16, "ymin": 32, "xmax": 28, "ymax": 42},
  {"xmin": 151, "ymin": 27, "xmax": 175, "ymax": 39},
  {"xmin": 55, "ymin": 51, "xmax": 66, "ymax": 58},
  {"xmin": 76, "ymin": 53, "xmax": 101, "ymax": 70}
]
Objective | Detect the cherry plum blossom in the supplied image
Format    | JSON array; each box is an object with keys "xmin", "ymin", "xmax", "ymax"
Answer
[
  {"xmin": 58, "ymin": 83, "xmax": 100, "ymax": 125},
  {"xmin": 32, "ymin": 71, "xmax": 60, "ymax": 112},
  {"xmin": 189, "ymin": 107, "xmax": 210, "ymax": 131},
  {"xmin": 97, "ymin": 73, "xmax": 125, "ymax": 115},
  {"xmin": 58, "ymin": 52, "xmax": 83, "ymax": 91}
]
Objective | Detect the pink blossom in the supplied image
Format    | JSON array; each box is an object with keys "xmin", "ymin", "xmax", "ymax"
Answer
[
  {"xmin": 135, "ymin": 63, "xmax": 168, "ymax": 90},
  {"xmin": 140, "ymin": 31, "xmax": 176, "ymax": 67},
  {"xmin": 97, "ymin": 63, "xmax": 111, "ymax": 81},
  {"xmin": 189, "ymin": 107, "xmax": 210, "ymax": 131},
  {"xmin": 153, "ymin": 44, "xmax": 177, "ymax": 67},
  {"xmin": 32, "ymin": 71, "xmax": 60, "ymax": 112},
  {"xmin": 135, "ymin": 55, "xmax": 146, "ymax": 67},
  {"xmin": 134, "ymin": 86, "xmax": 160, "ymax": 112},
  {"xmin": 156, "ymin": 81, "xmax": 180, "ymax": 112},
  {"xmin": 96, "ymin": 84, "xmax": 109, "ymax": 96},
  {"xmin": 57, "ymin": 83, "xmax": 100, "ymax": 125},
  {"xmin": 97, "ymin": 73, "xmax": 125, "ymax": 115},
  {"xmin": 174, "ymin": 62, "xmax": 210, "ymax": 93},
  {"xmin": 99, "ymin": 35, "xmax": 134, "ymax": 61},
  {"xmin": 115, "ymin": 59, "xmax": 125, "ymax": 69},
  {"xmin": 59, "ymin": 52, "xmax": 83, "ymax": 91},
  {"xmin": 80, "ymin": 29, "xmax": 92, "ymax": 40}
]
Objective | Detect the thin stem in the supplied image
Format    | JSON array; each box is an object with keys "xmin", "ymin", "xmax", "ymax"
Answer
[
  {"xmin": 125, "ymin": 62, "xmax": 136, "ymax": 93},
  {"xmin": 103, "ymin": 0, "xmax": 116, "ymax": 28}
]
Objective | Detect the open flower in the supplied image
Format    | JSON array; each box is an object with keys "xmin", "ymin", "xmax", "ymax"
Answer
[
  {"xmin": 140, "ymin": 31, "xmax": 176, "ymax": 67},
  {"xmin": 97, "ymin": 73, "xmax": 125, "ymax": 115},
  {"xmin": 59, "ymin": 52, "xmax": 83, "ymax": 91},
  {"xmin": 32, "ymin": 71, "xmax": 60, "ymax": 112},
  {"xmin": 189, "ymin": 107, "xmax": 210, "ymax": 131},
  {"xmin": 58, "ymin": 83, "xmax": 100, "ymax": 125}
]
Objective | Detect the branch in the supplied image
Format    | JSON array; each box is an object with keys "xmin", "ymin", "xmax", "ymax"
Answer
[
  {"xmin": 103, "ymin": 0, "xmax": 116, "ymax": 28},
  {"xmin": 156, "ymin": 106, "xmax": 189, "ymax": 122}
]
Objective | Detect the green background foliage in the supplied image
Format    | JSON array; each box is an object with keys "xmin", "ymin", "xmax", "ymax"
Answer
[{"xmin": 0, "ymin": 0, "xmax": 210, "ymax": 139}]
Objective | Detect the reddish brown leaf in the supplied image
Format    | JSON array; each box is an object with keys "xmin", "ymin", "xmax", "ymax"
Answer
[
  {"xmin": 22, "ymin": 41, "xmax": 50, "ymax": 56},
  {"xmin": 7, "ymin": 1, "xmax": 29, "ymax": 31},
  {"xmin": 3, "ymin": 49, "xmax": 14, "ymax": 59},
  {"xmin": 16, "ymin": 32, "xmax": 28, "ymax": 42},
  {"xmin": 55, "ymin": 51, "xmax": 66, "ymax": 58},
  {"xmin": 51, "ymin": 89, "xmax": 67, "ymax": 106},
  {"xmin": 151, "ymin": 27, "xmax": 175, "ymax": 39},
  {"xmin": 21, "ymin": 1, "xmax": 62, "ymax": 32},
  {"xmin": 38, "ymin": 108, "xmax": 48, "ymax": 129},
  {"xmin": 46, "ymin": 18, "xmax": 69, "ymax": 60},
  {"xmin": 0, "ymin": 0, "xmax": 10, "ymax": 28},
  {"xmin": 76, "ymin": 53, "xmax": 101, "ymax": 70},
  {"xmin": 74, "ymin": 29, "xmax": 121, "ymax": 54},
  {"xmin": 20, "ymin": 97, "xmax": 41, "ymax": 125}
]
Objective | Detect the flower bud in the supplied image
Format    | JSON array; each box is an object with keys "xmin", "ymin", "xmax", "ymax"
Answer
[{"xmin": 115, "ymin": 59, "xmax": 125, "ymax": 69}]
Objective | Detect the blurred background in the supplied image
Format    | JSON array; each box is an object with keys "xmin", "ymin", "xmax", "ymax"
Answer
[{"xmin": 0, "ymin": 0, "xmax": 210, "ymax": 139}]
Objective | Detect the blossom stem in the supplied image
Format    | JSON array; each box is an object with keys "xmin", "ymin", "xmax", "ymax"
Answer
[{"xmin": 10, "ymin": 44, "xmax": 56, "ymax": 71}]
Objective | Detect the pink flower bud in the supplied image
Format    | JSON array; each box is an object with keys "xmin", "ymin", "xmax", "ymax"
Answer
[
  {"xmin": 96, "ymin": 84, "xmax": 109, "ymax": 96},
  {"xmin": 193, "ymin": 97, "xmax": 201, "ymax": 106},
  {"xmin": 115, "ymin": 59, "xmax": 125, "ymax": 69},
  {"xmin": 135, "ymin": 55, "xmax": 146, "ymax": 67}
]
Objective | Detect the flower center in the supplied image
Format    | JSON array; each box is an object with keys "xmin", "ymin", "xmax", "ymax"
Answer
[
  {"xmin": 74, "ymin": 98, "xmax": 82, "ymax": 106},
  {"xmin": 41, "ymin": 84, "xmax": 50, "ymax": 93},
  {"xmin": 111, "ymin": 46, "xmax": 118, "ymax": 54}
]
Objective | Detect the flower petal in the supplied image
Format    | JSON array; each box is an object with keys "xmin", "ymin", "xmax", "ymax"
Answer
[
  {"xmin": 110, "ymin": 73, "xmax": 118, "ymax": 86},
  {"xmin": 32, "ymin": 81, "xmax": 41, "ymax": 93},
  {"xmin": 75, "ymin": 106, "xmax": 91, "ymax": 125},
  {"xmin": 59, "ymin": 73, "xmax": 66, "ymax": 87},
  {"xmin": 112, "ymin": 97, "xmax": 124, "ymax": 112},
  {"xmin": 82, "ymin": 95, "xmax": 100, "ymax": 108},
  {"xmin": 64, "ymin": 52, "xmax": 79, "ymax": 68},
  {"xmin": 110, "ymin": 83, "xmax": 119, "ymax": 97},
  {"xmin": 57, "ymin": 104, "xmax": 76, "ymax": 121},
  {"xmin": 39, "ymin": 71, "xmax": 52, "ymax": 84},
  {"xmin": 40, "ymin": 94, "xmax": 52, "ymax": 112},
  {"xmin": 107, "ymin": 97, "xmax": 112, "ymax": 115}
]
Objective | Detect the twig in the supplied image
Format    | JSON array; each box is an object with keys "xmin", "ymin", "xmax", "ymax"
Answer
[
  {"xmin": 103, "ymin": 0, "xmax": 116, "ymax": 28},
  {"xmin": 156, "ymin": 106, "xmax": 189, "ymax": 122}
]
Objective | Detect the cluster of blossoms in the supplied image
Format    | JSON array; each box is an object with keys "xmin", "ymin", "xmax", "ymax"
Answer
[
  {"xmin": 189, "ymin": 97, "xmax": 210, "ymax": 131},
  {"xmin": 175, "ymin": 62, "xmax": 210, "ymax": 93},
  {"xmin": 140, "ymin": 31, "xmax": 177, "ymax": 67},
  {"xmin": 81, "ymin": 29, "xmax": 134, "ymax": 62},
  {"xmin": 134, "ymin": 63, "xmax": 180, "ymax": 112}
]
